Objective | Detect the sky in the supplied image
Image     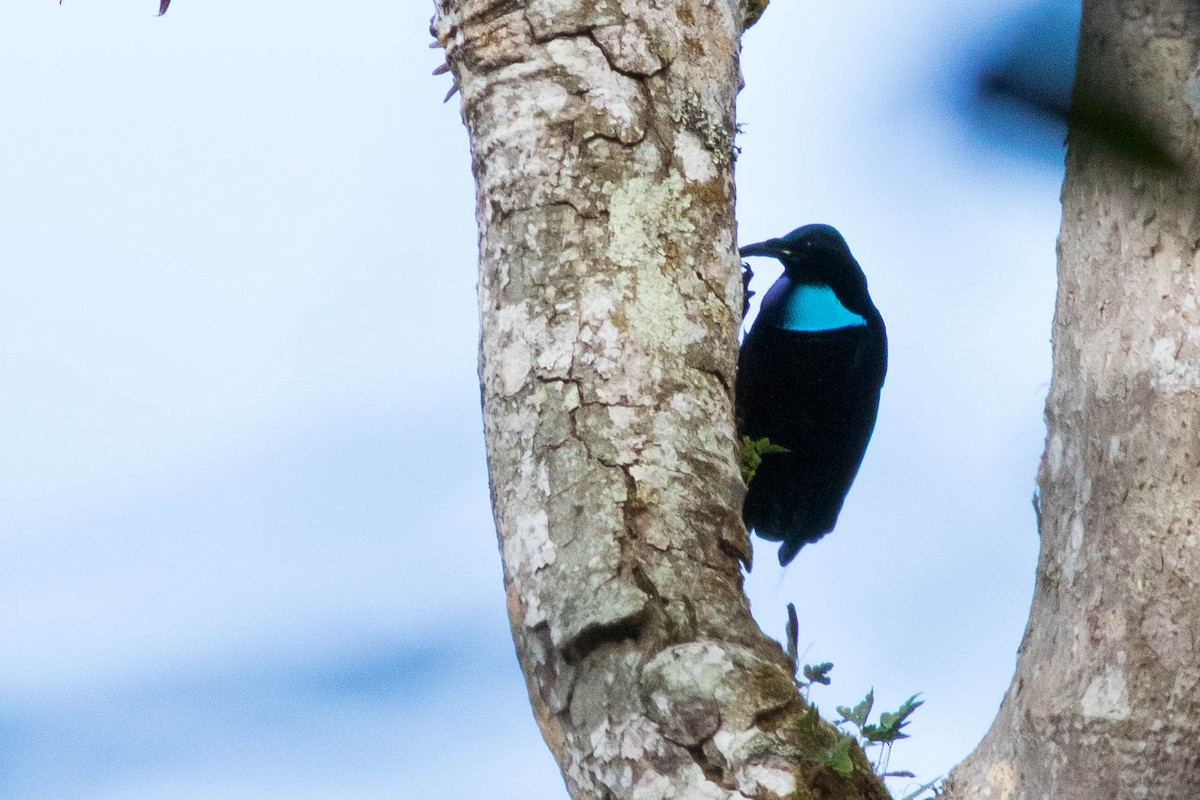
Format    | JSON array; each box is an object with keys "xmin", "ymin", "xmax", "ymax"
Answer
[{"xmin": 0, "ymin": 1, "xmax": 1074, "ymax": 797}]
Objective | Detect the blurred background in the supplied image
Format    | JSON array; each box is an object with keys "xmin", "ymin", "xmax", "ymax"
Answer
[{"xmin": 0, "ymin": 0, "xmax": 1077, "ymax": 797}]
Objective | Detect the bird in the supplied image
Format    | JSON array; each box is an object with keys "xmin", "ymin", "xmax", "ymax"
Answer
[{"xmin": 736, "ymin": 224, "xmax": 887, "ymax": 565}]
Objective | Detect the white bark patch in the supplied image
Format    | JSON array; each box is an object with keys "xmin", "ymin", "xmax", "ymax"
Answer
[
  {"xmin": 473, "ymin": 79, "xmax": 574, "ymax": 205},
  {"xmin": 675, "ymin": 131, "xmax": 718, "ymax": 182},
  {"xmin": 1149, "ymin": 332, "xmax": 1200, "ymax": 392},
  {"xmin": 593, "ymin": 18, "xmax": 667, "ymax": 76},
  {"xmin": 493, "ymin": 303, "xmax": 536, "ymax": 396},
  {"xmin": 589, "ymin": 713, "xmax": 659, "ymax": 763},
  {"xmin": 538, "ymin": 334, "xmax": 576, "ymax": 375},
  {"xmin": 533, "ymin": 81, "xmax": 571, "ymax": 117},
  {"xmin": 984, "ymin": 761, "xmax": 1018, "ymax": 800},
  {"xmin": 1063, "ymin": 514, "xmax": 1085, "ymax": 583},
  {"xmin": 545, "ymin": 37, "xmax": 646, "ymax": 144},
  {"xmin": 1185, "ymin": 62, "xmax": 1200, "ymax": 119},
  {"xmin": 735, "ymin": 764, "xmax": 796, "ymax": 797},
  {"xmin": 1081, "ymin": 666, "xmax": 1131, "ymax": 721},
  {"xmin": 711, "ymin": 727, "xmax": 764, "ymax": 765},
  {"xmin": 1047, "ymin": 432, "xmax": 1064, "ymax": 479},
  {"xmin": 504, "ymin": 508, "xmax": 556, "ymax": 628},
  {"xmin": 630, "ymin": 765, "xmax": 744, "ymax": 800},
  {"xmin": 645, "ymin": 641, "xmax": 737, "ymax": 703}
]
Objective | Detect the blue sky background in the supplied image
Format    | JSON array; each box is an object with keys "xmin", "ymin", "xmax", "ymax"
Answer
[{"xmin": 0, "ymin": 1, "xmax": 1076, "ymax": 797}]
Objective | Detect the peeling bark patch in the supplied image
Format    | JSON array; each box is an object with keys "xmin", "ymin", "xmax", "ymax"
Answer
[{"xmin": 1081, "ymin": 667, "xmax": 1131, "ymax": 721}]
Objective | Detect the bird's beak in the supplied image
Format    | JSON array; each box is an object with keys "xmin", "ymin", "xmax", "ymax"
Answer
[{"xmin": 738, "ymin": 238, "xmax": 793, "ymax": 259}]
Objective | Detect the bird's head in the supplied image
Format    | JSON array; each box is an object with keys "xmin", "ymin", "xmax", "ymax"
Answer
[
  {"xmin": 739, "ymin": 223, "xmax": 851, "ymax": 268},
  {"xmin": 739, "ymin": 223, "xmax": 870, "ymax": 301}
]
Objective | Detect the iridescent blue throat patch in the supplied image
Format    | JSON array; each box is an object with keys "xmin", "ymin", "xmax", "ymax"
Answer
[{"xmin": 760, "ymin": 279, "xmax": 867, "ymax": 332}]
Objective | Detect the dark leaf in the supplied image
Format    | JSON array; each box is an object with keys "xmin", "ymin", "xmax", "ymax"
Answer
[
  {"xmin": 861, "ymin": 723, "xmax": 908, "ymax": 743},
  {"xmin": 879, "ymin": 694, "xmax": 924, "ymax": 730},
  {"xmin": 803, "ymin": 662, "xmax": 833, "ymax": 686}
]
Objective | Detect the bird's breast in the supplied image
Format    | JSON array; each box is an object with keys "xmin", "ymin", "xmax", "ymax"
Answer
[{"xmin": 758, "ymin": 279, "xmax": 867, "ymax": 333}]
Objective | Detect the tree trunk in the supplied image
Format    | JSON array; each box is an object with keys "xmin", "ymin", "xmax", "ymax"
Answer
[
  {"xmin": 945, "ymin": 1, "xmax": 1200, "ymax": 797},
  {"xmin": 430, "ymin": 1, "xmax": 886, "ymax": 798}
]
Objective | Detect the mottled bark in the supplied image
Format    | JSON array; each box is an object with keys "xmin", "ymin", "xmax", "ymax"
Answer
[
  {"xmin": 946, "ymin": 1, "xmax": 1200, "ymax": 797},
  {"xmin": 430, "ymin": 1, "xmax": 886, "ymax": 798}
]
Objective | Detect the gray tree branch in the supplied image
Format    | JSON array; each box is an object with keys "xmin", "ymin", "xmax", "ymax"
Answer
[{"xmin": 946, "ymin": 1, "xmax": 1200, "ymax": 796}]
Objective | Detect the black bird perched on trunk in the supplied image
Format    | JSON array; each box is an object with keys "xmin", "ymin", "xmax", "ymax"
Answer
[{"xmin": 737, "ymin": 224, "xmax": 887, "ymax": 565}]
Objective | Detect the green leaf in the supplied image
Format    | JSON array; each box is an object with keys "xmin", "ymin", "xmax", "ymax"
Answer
[
  {"xmin": 882, "ymin": 694, "xmax": 924, "ymax": 726},
  {"xmin": 859, "ymin": 693, "xmax": 923, "ymax": 744},
  {"xmin": 803, "ymin": 662, "xmax": 834, "ymax": 686},
  {"xmin": 821, "ymin": 735, "xmax": 856, "ymax": 776},
  {"xmin": 837, "ymin": 689, "xmax": 874, "ymax": 729},
  {"xmin": 873, "ymin": 693, "xmax": 924, "ymax": 741}
]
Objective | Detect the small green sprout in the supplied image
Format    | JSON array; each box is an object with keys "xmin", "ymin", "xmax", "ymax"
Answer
[{"xmin": 740, "ymin": 435, "xmax": 790, "ymax": 485}]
